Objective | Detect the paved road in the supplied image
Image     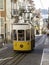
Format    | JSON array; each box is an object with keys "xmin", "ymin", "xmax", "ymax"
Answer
[
  {"xmin": 35, "ymin": 35, "xmax": 42, "ymax": 42},
  {"xmin": 0, "ymin": 34, "xmax": 47, "ymax": 65},
  {"xmin": 17, "ymin": 35, "xmax": 46, "ymax": 65},
  {"xmin": 40, "ymin": 35, "xmax": 49, "ymax": 65}
]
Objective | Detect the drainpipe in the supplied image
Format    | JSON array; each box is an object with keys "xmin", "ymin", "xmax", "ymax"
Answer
[{"xmin": 4, "ymin": 23, "xmax": 7, "ymax": 43}]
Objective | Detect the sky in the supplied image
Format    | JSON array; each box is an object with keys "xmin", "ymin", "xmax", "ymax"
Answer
[
  {"xmin": 33, "ymin": 0, "xmax": 49, "ymax": 9},
  {"xmin": 33, "ymin": 0, "xmax": 49, "ymax": 18}
]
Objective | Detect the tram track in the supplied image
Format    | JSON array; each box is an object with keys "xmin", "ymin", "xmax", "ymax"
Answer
[
  {"xmin": 0, "ymin": 48, "xmax": 15, "ymax": 58},
  {"xmin": 5, "ymin": 53, "xmax": 26, "ymax": 65},
  {"xmin": 9, "ymin": 53, "xmax": 27, "ymax": 65},
  {"xmin": 0, "ymin": 53, "xmax": 27, "ymax": 65},
  {"xmin": 0, "ymin": 53, "xmax": 18, "ymax": 65},
  {"xmin": 0, "ymin": 48, "xmax": 19, "ymax": 64}
]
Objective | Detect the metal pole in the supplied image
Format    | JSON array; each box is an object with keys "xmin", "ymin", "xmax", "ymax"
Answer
[{"xmin": 5, "ymin": 23, "xmax": 6, "ymax": 43}]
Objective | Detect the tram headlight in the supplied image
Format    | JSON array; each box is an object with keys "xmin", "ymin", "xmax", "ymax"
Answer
[
  {"xmin": 20, "ymin": 44, "xmax": 23, "ymax": 48},
  {"xmin": 27, "ymin": 42, "xmax": 29, "ymax": 45}
]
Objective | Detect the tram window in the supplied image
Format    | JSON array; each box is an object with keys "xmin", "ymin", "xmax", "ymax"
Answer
[
  {"xmin": 31, "ymin": 28, "xmax": 35, "ymax": 40},
  {"xmin": 18, "ymin": 30, "xmax": 24, "ymax": 41},
  {"xmin": 26, "ymin": 29, "xmax": 30, "ymax": 40},
  {"xmin": 11, "ymin": 30, "xmax": 17, "ymax": 40}
]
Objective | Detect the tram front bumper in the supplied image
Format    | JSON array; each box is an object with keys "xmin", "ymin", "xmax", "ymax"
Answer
[{"xmin": 13, "ymin": 41, "xmax": 32, "ymax": 51}]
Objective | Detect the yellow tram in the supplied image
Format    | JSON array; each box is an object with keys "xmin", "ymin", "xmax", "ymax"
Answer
[{"xmin": 11, "ymin": 23, "xmax": 35, "ymax": 51}]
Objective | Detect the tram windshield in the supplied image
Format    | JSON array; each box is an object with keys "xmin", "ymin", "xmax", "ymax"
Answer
[
  {"xmin": 12, "ymin": 29, "xmax": 31, "ymax": 41},
  {"xmin": 18, "ymin": 30, "xmax": 24, "ymax": 41}
]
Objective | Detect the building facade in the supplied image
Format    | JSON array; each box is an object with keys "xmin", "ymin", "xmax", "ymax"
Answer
[
  {"xmin": 6, "ymin": 0, "xmax": 35, "ymax": 40},
  {"xmin": 1, "ymin": 0, "xmax": 41, "ymax": 40},
  {"xmin": 6, "ymin": 0, "xmax": 16, "ymax": 40},
  {"xmin": 0, "ymin": 0, "xmax": 6, "ymax": 38}
]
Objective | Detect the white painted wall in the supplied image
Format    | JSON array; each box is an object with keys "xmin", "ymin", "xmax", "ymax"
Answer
[{"xmin": 6, "ymin": 0, "xmax": 15, "ymax": 39}]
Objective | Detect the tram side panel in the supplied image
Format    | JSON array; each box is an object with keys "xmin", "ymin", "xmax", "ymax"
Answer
[{"xmin": 31, "ymin": 28, "xmax": 35, "ymax": 50}]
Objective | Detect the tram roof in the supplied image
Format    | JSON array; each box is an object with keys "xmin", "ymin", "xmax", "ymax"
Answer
[
  {"xmin": 12, "ymin": 23, "xmax": 30, "ymax": 25},
  {"xmin": 12, "ymin": 23, "xmax": 31, "ymax": 30}
]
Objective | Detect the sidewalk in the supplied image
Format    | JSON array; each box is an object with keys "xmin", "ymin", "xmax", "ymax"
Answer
[
  {"xmin": 0, "ymin": 43, "xmax": 12, "ymax": 52},
  {"xmin": 40, "ymin": 36, "xmax": 49, "ymax": 65},
  {"xmin": 0, "ymin": 46, "xmax": 8, "ymax": 52},
  {"xmin": 35, "ymin": 34, "xmax": 43, "ymax": 36},
  {"xmin": 44, "ymin": 36, "xmax": 49, "ymax": 48},
  {"xmin": 40, "ymin": 48, "xmax": 49, "ymax": 65}
]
